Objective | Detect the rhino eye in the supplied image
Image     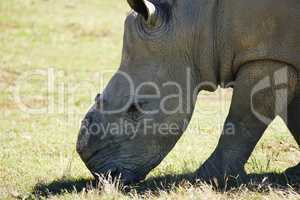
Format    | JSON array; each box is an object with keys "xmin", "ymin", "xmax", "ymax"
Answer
[{"xmin": 126, "ymin": 103, "xmax": 145, "ymax": 121}]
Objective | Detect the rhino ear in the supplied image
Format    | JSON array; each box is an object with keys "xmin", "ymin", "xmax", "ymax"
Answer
[{"xmin": 127, "ymin": 0, "xmax": 158, "ymax": 25}]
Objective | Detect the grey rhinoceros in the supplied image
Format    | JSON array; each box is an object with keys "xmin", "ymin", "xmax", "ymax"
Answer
[{"xmin": 76, "ymin": 0, "xmax": 300, "ymax": 185}]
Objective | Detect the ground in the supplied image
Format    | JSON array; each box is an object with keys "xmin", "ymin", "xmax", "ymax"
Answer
[{"xmin": 1, "ymin": 0, "xmax": 300, "ymax": 199}]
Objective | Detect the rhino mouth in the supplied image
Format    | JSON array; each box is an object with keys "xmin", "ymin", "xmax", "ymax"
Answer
[
  {"xmin": 90, "ymin": 163, "xmax": 144, "ymax": 185},
  {"xmin": 83, "ymin": 149, "xmax": 141, "ymax": 184}
]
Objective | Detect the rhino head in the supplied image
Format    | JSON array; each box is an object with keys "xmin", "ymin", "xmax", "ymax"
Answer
[{"xmin": 77, "ymin": 0, "xmax": 217, "ymax": 184}]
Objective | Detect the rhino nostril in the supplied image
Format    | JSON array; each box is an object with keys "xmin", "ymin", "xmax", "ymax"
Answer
[{"xmin": 80, "ymin": 125, "xmax": 88, "ymax": 135}]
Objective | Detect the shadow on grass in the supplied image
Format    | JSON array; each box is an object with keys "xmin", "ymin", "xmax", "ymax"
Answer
[
  {"xmin": 32, "ymin": 173, "xmax": 195, "ymax": 198},
  {"xmin": 33, "ymin": 178, "xmax": 97, "ymax": 197},
  {"xmin": 32, "ymin": 172, "xmax": 300, "ymax": 198}
]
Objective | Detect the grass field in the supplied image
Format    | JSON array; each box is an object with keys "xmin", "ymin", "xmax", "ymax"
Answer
[{"xmin": 1, "ymin": 0, "xmax": 300, "ymax": 199}]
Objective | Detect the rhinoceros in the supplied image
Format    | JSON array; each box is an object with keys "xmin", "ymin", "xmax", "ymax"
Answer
[{"xmin": 76, "ymin": 0, "xmax": 300, "ymax": 185}]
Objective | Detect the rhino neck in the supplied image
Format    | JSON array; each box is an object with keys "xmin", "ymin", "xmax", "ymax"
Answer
[{"xmin": 188, "ymin": 0, "xmax": 221, "ymax": 91}]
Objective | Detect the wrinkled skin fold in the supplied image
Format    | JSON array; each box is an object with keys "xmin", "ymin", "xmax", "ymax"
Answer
[{"xmin": 77, "ymin": 0, "xmax": 300, "ymax": 185}]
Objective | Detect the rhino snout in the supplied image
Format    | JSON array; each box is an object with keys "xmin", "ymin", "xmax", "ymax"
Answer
[{"xmin": 76, "ymin": 109, "xmax": 104, "ymax": 160}]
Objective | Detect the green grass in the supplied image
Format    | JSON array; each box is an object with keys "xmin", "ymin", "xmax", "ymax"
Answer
[{"xmin": 1, "ymin": 0, "xmax": 300, "ymax": 199}]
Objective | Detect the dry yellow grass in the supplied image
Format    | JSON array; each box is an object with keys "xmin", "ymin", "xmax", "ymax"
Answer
[{"xmin": 1, "ymin": 0, "xmax": 300, "ymax": 199}]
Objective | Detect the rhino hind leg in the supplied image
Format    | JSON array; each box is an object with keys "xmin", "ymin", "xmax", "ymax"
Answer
[
  {"xmin": 197, "ymin": 61, "xmax": 298, "ymax": 187},
  {"xmin": 284, "ymin": 97, "xmax": 300, "ymax": 182}
]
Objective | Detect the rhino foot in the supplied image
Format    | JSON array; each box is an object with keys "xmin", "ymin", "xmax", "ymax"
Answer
[{"xmin": 196, "ymin": 158, "xmax": 248, "ymax": 188}]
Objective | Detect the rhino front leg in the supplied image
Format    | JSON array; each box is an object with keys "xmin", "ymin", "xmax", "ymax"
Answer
[{"xmin": 197, "ymin": 61, "xmax": 297, "ymax": 186}]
